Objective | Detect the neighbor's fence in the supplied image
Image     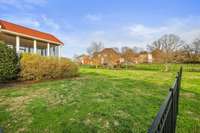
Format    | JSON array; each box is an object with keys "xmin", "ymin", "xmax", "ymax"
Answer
[{"xmin": 148, "ymin": 67, "xmax": 182, "ymax": 133}]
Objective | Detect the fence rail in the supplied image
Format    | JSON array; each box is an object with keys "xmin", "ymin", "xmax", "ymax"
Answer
[{"xmin": 148, "ymin": 67, "xmax": 182, "ymax": 133}]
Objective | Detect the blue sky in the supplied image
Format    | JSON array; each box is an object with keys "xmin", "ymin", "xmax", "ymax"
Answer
[{"xmin": 1, "ymin": 0, "xmax": 200, "ymax": 57}]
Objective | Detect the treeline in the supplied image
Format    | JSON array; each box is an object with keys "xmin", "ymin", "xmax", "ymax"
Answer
[
  {"xmin": 82, "ymin": 34, "xmax": 200, "ymax": 64},
  {"xmin": 148, "ymin": 34, "xmax": 200, "ymax": 63}
]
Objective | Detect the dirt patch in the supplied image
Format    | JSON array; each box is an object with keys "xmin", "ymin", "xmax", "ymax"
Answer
[
  {"xmin": 0, "ymin": 76, "xmax": 82, "ymax": 90},
  {"xmin": 0, "ymin": 88, "xmax": 50, "ymax": 112},
  {"xmin": 181, "ymin": 92, "xmax": 195, "ymax": 98},
  {"xmin": 0, "ymin": 80, "xmax": 39, "ymax": 89}
]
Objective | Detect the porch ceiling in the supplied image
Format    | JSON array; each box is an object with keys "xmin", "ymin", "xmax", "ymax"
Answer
[{"xmin": 0, "ymin": 32, "xmax": 57, "ymax": 48}]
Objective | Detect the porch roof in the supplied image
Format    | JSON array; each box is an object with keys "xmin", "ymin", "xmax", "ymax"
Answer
[{"xmin": 0, "ymin": 19, "xmax": 64, "ymax": 45}]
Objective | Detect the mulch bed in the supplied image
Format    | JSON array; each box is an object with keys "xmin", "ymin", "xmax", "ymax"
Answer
[
  {"xmin": 0, "ymin": 80, "xmax": 37, "ymax": 89},
  {"xmin": 0, "ymin": 76, "xmax": 82, "ymax": 89}
]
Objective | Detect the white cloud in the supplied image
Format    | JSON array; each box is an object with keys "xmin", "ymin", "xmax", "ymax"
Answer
[
  {"xmin": 79, "ymin": 16, "xmax": 200, "ymax": 53},
  {"xmin": 1, "ymin": 12, "xmax": 200, "ymax": 58},
  {"xmin": 41, "ymin": 15, "xmax": 60, "ymax": 30},
  {"xmin": 0, "ymin": 0, "xmax": 47, "ymax": 10},
  {"xmin": 1, "ymin": 14, "xmax": 41, "ymax": 28},
  {"xmin": 22, "ymin": 0, "xmax": 47, "ymax": 5},
  {"xmin": 126, "ymin": 16, "xmax": 200, "ymax": 45},
  {"xmin": 85, "ymin": 14, "xmax": 102, "ymax": 22},
  {"xmin": 126, "ymin": 24, "xmax": 168, "ymax": 45},
  {"xmin": 1, "ymin": 14, "xmax": 64, "ymax": 32},
  {"xmin": 0, "ymin": 0, "xmax": 47, "ymax": 5},
  {"xmin": 128, "ymin": 24, "xmax": 167, "ymax": 36}
]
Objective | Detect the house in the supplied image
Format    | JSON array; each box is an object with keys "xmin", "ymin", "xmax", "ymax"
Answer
[
  {"xmin": 76, "ymin": 54, "xmax": 91, "ymax": 65},
  {"xmin": 136, "ymin": 53, "xmax": 153, "ymax": 63},
  {"xmin": 0, "ymin": 19, "xmax": 63, "ymax": 57},
  {"xmin": 75, "ymin": 48, "xmax": 153, "ymax": 66},
  {"xmin": 121, "ymin": 49, "xmax": 138, "ymax": 64},
  {"xmin": 91, "ymin": 48, "xmax": 124, "ymax": 66}
]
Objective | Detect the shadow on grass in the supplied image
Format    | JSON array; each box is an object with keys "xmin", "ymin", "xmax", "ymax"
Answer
[{"xmin": 0, "ymin": 69, "xmax": 178, "ymax": 133}]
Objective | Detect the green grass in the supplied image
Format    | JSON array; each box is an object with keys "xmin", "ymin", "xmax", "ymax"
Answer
[
  {"xmin": 0, "ymin": 67, "xmax": 199, "ymax": 133},
  {"xmin": 82, "ymin": 64, "xmax": 200, "ymax": 72},
  {"xmin": 131, "ymin": 64, "xmax": 200, "ymax": 72}
]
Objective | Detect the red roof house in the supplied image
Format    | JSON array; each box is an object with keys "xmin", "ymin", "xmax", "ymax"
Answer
[{"xmin": 0, "ymin": 19, "xmax": 63, "ymax": 57}]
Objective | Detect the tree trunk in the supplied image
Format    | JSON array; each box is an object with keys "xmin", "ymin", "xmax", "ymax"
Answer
[{"xmin": 164, "ymin": 63, "xmax": 169, "ymax": 72}]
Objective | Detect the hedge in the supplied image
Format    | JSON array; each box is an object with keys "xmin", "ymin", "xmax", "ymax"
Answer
[
  {"xmin": 20, "ymin": 54, "xmax": 79, "ymax": 81},
  {"xmin": 0, "ymin": 41, "xmax": 19, "ymax": 81}
]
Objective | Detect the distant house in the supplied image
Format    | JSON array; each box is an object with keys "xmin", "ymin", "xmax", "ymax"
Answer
[
  {"xmin": 91, "ymin": 48, "xmax": 124, "ymax": 66},
  {"xmin": 75, "ymin": 48, "xmax": 153, "ymax": 66},
  {"xmin": 136, "ymin": 53, "xmax": 153, "ymax": 63},
  {"xmin": 76, "ymin": 54, "xmax": 91, "ymax": 65},
  {"xmin": 121, "ymin": 49, "xmax": 153, "ymax": 64},
  {"xmin": 121, "ymin": 50, "xmax": 138, "ymax": 64},
  {"xmin": 0, "ymin": 19, "xmax": 63, "ymax": 57}
]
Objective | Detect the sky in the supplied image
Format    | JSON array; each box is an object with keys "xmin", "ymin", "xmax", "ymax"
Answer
[{"xmin": 0, "ymin": 0, "xmax": 200, "ymax": 57}]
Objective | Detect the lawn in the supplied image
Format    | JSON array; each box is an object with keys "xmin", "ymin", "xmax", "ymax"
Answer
[{"xmin": 0, "ymin": 68, "xmax": 199, "ymax": 133}]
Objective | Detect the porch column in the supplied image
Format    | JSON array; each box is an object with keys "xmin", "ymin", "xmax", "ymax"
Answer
[
  {"xmin": 47, "ymin": 43, "xmax": 50, "ymax": 56},
  {"xmin": 16, "ymin": 36, "xmax": 20, "ymax": 53},
  {"xmin": 58, "ymin": 46, "xmax": 61, "ymax": 58},
  {"xmin": 33, "ymin": 40, "xmax": 37, "ymax": 54}
]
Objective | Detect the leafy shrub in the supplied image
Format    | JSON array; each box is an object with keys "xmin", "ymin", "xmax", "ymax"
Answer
[
  {"xmin": 0, "ymin": 41, "xmax": 19, "ymax": 81},
  {"xmin": 20, "ymin": 53, "xmax": 79, "ymax": 81}
]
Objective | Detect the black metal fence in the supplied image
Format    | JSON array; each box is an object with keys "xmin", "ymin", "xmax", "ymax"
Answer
[{"xmin": 148, "ymin": 67, "xmax": 182, "ymax": 133}]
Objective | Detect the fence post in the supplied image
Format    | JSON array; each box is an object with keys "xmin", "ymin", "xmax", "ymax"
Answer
[
  {"xmin": 177, "ymin": 67, "xmax": 182, "ymax": 115},
  {"xmin": 170, "ymin": 87, "xmax": 175, "ymax": 133},
  {"xmin": 177, "ymin": 73, "xmax": 180, "ymax": 116},
  {"xmin": 179, "ymin": 67, "xmax": 182, "ymax": 89}
]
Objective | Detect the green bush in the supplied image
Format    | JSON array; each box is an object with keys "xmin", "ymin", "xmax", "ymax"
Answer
[
  {"xmin": 20, "ymin": 54, "xmax": 79, "ymax": 81},
  {"xmin": 0, "ymin": 42, "xmax": 19, "ymax": 81}
]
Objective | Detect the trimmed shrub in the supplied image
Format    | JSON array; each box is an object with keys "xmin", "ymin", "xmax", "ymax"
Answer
[
  {"xmin": 20, "ymin": 53, "xmax": 79, "ymax": 81},
  {"xmin": 0, "ymin": 41, "xmax": 19, "ymax": 81}
]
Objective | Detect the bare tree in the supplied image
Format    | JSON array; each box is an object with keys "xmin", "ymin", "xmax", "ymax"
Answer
[
  {"xmin": 148, "ymin": 34, "xmax": 184, "ymax": 53},
  {"xmin": 148, "ymin": 34, "xmax": 185, "ymax": 71},
  {"xmin": 122, "ymin": 46, "xmax": 143, "ymax": 54},
  {"xmin": 121, "ymin": 47, "xmax": 138, "ymax": 65},
  {"xmin": 87, "ymin": 41, "xmax": 104, "ymax": 55},
  {"xmin": 182, "ymin": 38, "xmax": 200, "ymax": 63}
]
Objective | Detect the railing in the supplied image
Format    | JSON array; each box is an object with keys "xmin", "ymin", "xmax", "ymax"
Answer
[{"xmin": 148, "ymin": 67, "xmax": 182, "ymax": 133}]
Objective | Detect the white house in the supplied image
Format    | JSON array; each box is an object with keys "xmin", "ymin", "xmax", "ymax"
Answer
[{"xmin": 0, "ymin": 19, "xmax": 63, "ymax": 57}]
